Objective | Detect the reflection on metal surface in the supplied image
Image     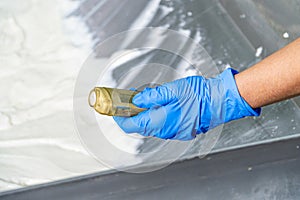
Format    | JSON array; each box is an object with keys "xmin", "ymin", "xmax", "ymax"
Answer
[
  {"xmin": 2, "ymin": 137, "xmax": 300, "ymax": 200},
  {"xmin": 77, "ymin": 0, "xmax": 300, "ymax": 155},
  {"xmin": 1, "ymin": 0, "xmax": 300, "ymax": 193}
]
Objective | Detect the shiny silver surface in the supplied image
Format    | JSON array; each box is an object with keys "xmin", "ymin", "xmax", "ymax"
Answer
[
  {"xmin": 1, "ymin": 136, "xmax": 300, "ymax": 200},
  {"xmin": 1, "ymin": 0, "xmax": 300, "ymax": 199},
  {"xmin": 78, "ymin": 0, "xmax": 300, "ymax": 154}
]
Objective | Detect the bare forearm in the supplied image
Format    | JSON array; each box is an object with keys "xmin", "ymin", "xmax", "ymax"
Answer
[{"xmin": 235, "ymin": 38, "xmax": 300, "ymax": 109}]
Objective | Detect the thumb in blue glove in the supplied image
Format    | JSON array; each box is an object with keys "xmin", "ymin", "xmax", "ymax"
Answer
[{"xmin": 113, "ymin": 68, "xmax": 261, "ymax": 141}]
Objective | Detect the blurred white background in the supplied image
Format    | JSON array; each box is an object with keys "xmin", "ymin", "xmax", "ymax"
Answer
[{"xmin": 0, "ymin": 0, "xmax": 104, "ymax": 191}]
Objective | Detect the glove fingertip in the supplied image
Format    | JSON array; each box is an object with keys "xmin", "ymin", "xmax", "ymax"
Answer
[
  {"xmin": 132, "ymin": 93, "xmax": 144, "ymax": 107},
  {"xmin": 112, "ymin": 116, "xmax": 126, "ymax": 127},
  {"xmin": 112, "ymin": 116, "xmax": 134, "ymax": 134}
]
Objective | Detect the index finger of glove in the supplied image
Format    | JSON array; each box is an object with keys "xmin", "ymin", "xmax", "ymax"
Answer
[{"xmin": 133, "ymin": 85, "xmax": 176, "ymax": 108}]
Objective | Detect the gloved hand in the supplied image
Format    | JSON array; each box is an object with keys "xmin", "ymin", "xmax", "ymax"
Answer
[{"xmin": 113, "ymin": 68, "xmax": 261, "ymax": 141}]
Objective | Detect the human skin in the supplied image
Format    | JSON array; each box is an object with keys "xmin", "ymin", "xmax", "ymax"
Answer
[{"xmin": 235, "ymin": 38, "xmax": 300, "ymax": 109}]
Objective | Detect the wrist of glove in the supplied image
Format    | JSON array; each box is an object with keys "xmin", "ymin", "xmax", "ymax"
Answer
[{"xmin": 113, "ymin": 68, "xmax": 261, "ymax": 141}]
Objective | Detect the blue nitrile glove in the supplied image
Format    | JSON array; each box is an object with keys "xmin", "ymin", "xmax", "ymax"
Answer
[{"xmin": 113, "ymin": 68, "xmax": 261, "ymax": 141}]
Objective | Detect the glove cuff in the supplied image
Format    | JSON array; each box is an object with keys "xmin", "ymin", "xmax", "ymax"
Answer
[{"xmin": 220, "ymin": 68, "xmax": 261, "ymax": 122}]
